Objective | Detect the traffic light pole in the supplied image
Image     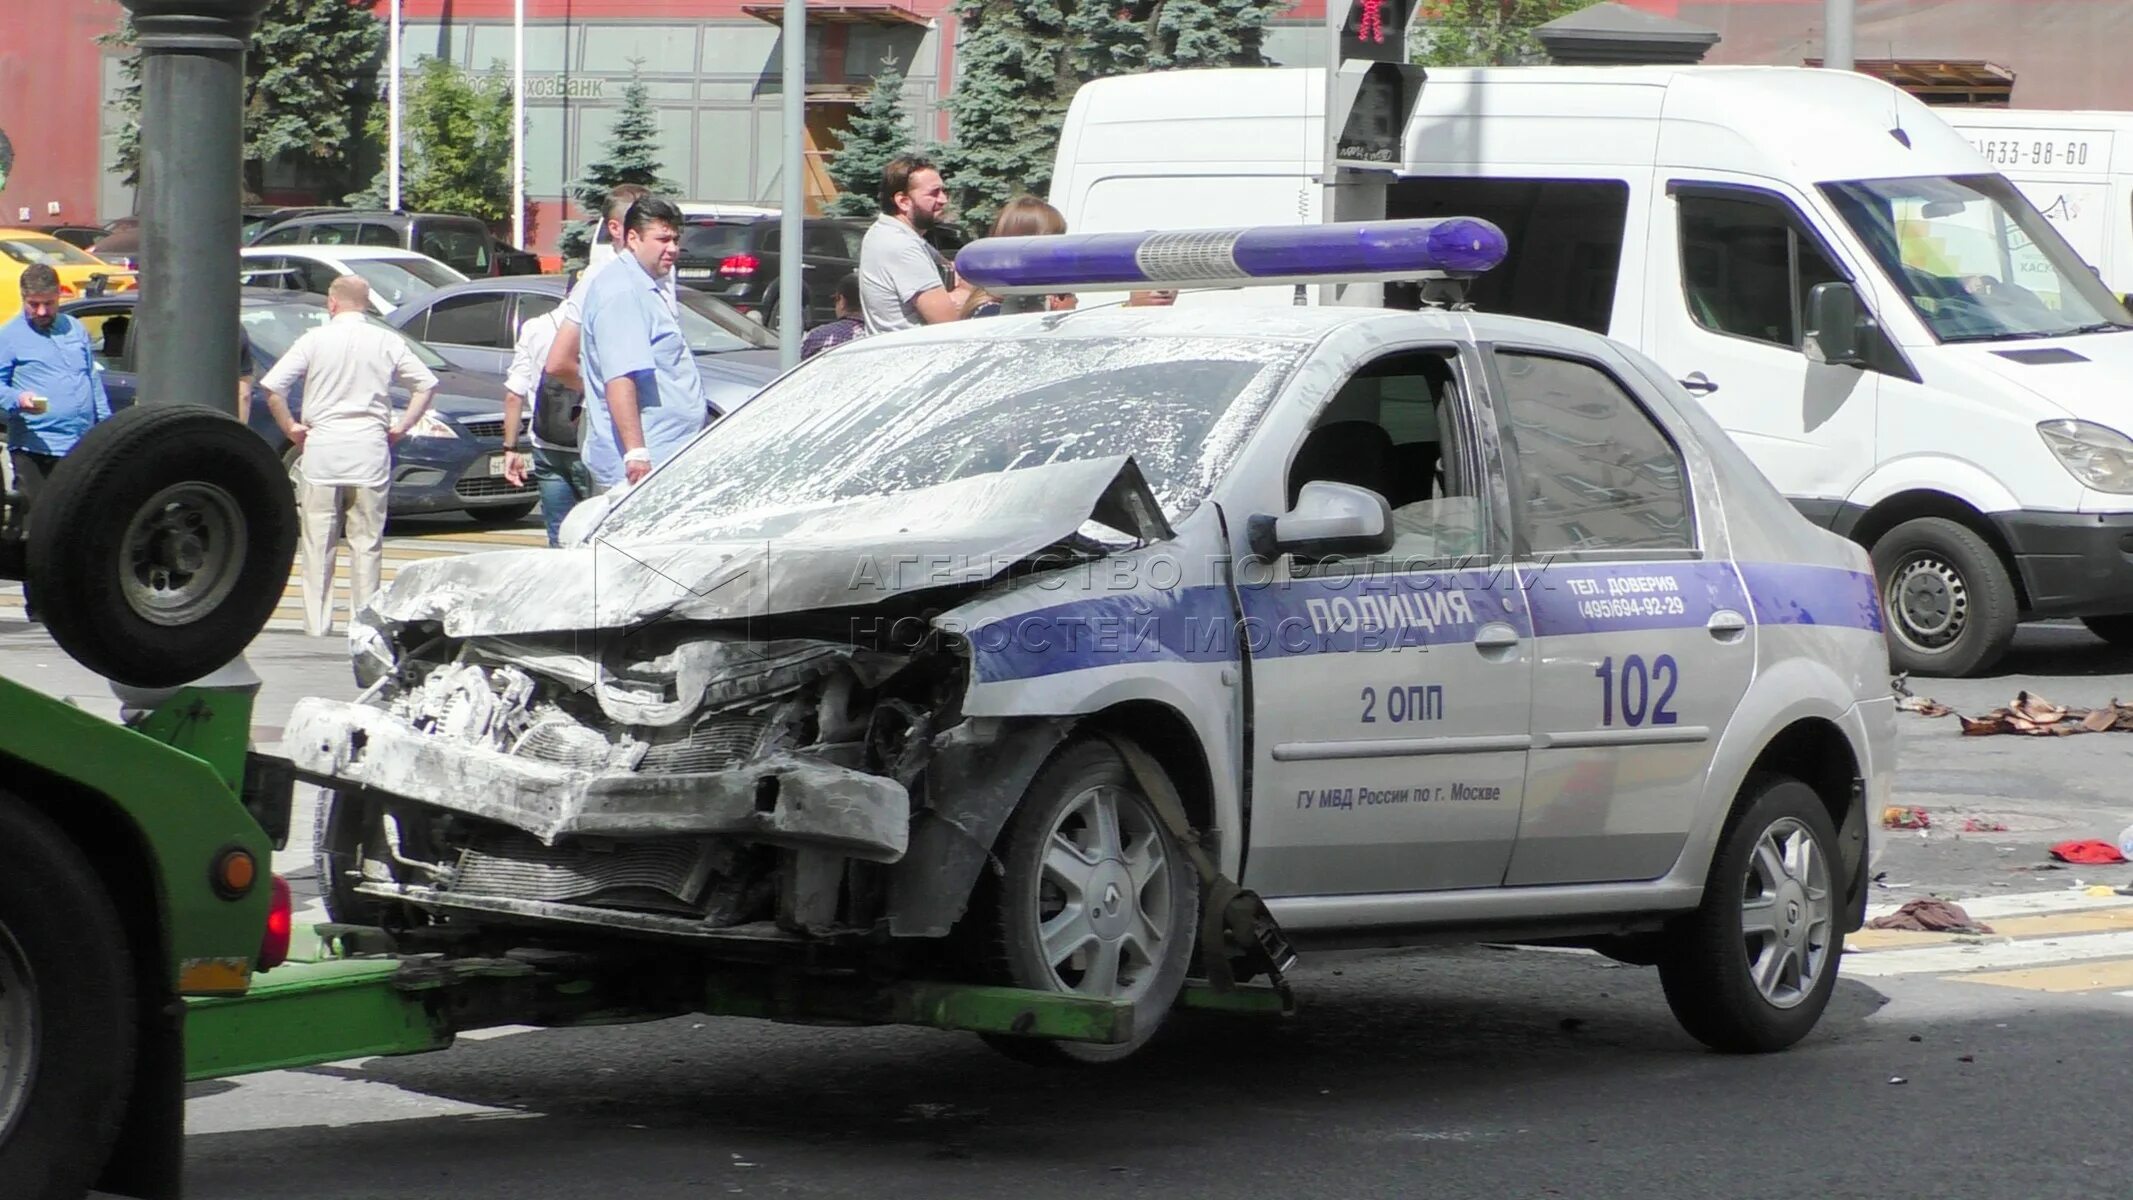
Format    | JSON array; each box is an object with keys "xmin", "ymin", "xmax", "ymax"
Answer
[{"xmin": 123, "ymin": 0, "xmax": 268, "ymax": 416}]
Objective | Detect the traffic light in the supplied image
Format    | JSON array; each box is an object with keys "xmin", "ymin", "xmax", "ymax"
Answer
[{"xmin": 1326, "ymin": 0, "xmax": 1425, "ymax": 172}]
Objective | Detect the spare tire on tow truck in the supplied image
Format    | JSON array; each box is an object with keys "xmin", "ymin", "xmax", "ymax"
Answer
[{"xmin": 22, "ymin": 403, "xmax": 298, "ymax": 688}]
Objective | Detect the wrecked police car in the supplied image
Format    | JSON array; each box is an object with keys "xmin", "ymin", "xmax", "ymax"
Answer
[{"xmin": 289, "ymin": 298, "xmax": 1894, "ymax": 1062}]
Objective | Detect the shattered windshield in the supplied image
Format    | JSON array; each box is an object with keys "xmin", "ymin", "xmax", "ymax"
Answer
[{"xmin": 603, "ymin": 334, "xmax": 1304, "ymax": 540}]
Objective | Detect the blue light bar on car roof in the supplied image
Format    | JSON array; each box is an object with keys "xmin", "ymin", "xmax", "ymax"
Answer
[{"xmin": 951, "ymin": 218, "xmax": 1508, "ymax": 295}]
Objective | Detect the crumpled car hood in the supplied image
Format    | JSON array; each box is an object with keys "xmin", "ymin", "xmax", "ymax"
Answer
[{"xmin": 368, "ymin": 454, "xmax": 1173, "ymax": 638}]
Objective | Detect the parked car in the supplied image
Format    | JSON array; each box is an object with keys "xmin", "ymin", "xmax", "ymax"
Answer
[
  {"xmin": 59, "ymin": 288, "xmax": 538, "ymax": 521},
  {"xmin": 87, "ymin": 217, "xmax": 141, "ymax": 270},
  {"xmin": 239, "ymin": 245, "xmax": 468, "ymax": 316},
  {"xmin": 248, "ymin": 210, "xmax": 542, "ymax": 277},
  {"xmin": 0, "ymin": 228, "xmax": 135, "ymax": 321},
  {"xmin": 663, "ymin": 214, "xmax": 862, "ymax": 328},
  {"xmin": 385, "ymin": 274, "xmax": 780, "ymax": 417},
  {"xmin": 24, "ymin": 223, "xmax": 111, "ymax": 252},
  {"xmin": 241, "ymin": 205, "xmax": 349, "ymax": 244}
]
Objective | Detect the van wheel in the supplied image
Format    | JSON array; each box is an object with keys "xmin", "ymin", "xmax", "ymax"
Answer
[
  {"xmin": 976, "ymin": 738, "xmax": 1200, "ymax": 1065},
  {"xmin": 1658, "ymin": 775, "xmax": 1843, "ymax": 1054},
  {"xmin": 1870, "ymin": 517, "xmax": 2018, "ymax": 677},
  {"xmin": 0, "ymin": 798, "xmax": 136, "ymax": 1200}
]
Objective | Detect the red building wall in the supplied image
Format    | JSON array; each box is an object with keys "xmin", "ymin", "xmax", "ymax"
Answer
[{"xmin": 0, "ymin": 0, "xmax": 123, "ymax": 224}]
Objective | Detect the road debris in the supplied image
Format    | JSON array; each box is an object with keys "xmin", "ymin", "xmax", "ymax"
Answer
[
  {"xmin": 2049, "ymin": 840, "xmax": 2128, "ymax": 865},
  {"xmin": 1866, "ymin": 898, "xmax": 1994, "ymax": 934},
  {"xmin": 1896, "ymin": 684, "xmax": 2133, "ymax": 736},
  {"xmin": 1960, "ymin": 818, "xmax": 2011, "ymax": 833},
  {"xmin": 1882, "ymin": 806, "xmax": 1932, "ymax": 830}
]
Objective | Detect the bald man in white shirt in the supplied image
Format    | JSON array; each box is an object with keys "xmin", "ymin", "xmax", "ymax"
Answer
[{"xmin": 260, "ymin": 276, "xmax": 439, "ymax": 636}]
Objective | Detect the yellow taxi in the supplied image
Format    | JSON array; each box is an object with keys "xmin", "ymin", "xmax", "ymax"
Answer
[{"xmin": 0, "ymin": 228, "xmax": 137, "ymax": 322}]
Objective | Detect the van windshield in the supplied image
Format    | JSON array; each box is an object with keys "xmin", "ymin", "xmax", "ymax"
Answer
[{"xmin": 1822, "ymin": 174, "xmax": 2133, "ymax": 343}]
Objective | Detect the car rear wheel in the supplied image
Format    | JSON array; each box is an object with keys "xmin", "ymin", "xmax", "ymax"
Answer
[
  {"xmin": 1658, "ymin": 775, "xmax": 1843, "ymax": 1054},
  {"xmin": 977, "ymin": 738, "xmax": 1200, "ymax": 1065},
  {"xmin": 0, "ymin": 798, "xmax": 136, "ymax": 1200},
  {"xmin": 1870, "ymin": 516, "xmax": 2018, "ymax": 678}
]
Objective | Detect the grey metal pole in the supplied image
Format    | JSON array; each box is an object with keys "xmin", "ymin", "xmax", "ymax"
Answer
[
  {"xmin": 126, "ymin": 0, "xmax": 267, "ymax": 413},
  {"xmin": 1824, "ymin": 0, "xmax": 1855, "ymax": 71},
  {"xmin": 778, "ymin": 0, "xmax": 805, "ymax": 368}
]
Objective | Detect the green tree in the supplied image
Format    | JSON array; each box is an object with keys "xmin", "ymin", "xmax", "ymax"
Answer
[
  {"xmin": 942, "ymin": 0, "xmax": 1285, "ymax": 230},
  {"xmin": 827, "ymin": 69, "xmax": 913, "ymax": 217},
  {"xmin": 345, "ymin": 57, "xmax": 519, "ymax": 224},
  {"xmin": 560, "ymin": 63, "xmax": 678, "ymax": 266},
  {"xmin": 1411, "ymin": 0, "xmax": 1583, "ymax": 66},
  {"xmin": 103, "ymin": 0, "xmax": 385, "ymax": 199}
]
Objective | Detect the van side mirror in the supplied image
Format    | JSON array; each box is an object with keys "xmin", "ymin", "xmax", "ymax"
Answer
[
  {"xmin": 1249, "ymin": 481, "xmax": 1394, "ymax": 560},
  {"xmin": 1804, "ymin": 281, "xmax": 1863, "ymax": 367}
]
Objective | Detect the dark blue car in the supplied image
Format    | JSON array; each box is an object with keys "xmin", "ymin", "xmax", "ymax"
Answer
[{"xmin": 61, "ymin": 289, "xmax": 540, "ymax": 521}]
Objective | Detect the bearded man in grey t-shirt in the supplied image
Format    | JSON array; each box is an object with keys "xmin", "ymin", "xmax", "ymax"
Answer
[{"xmin": 858, "ymin": 154, "xmax": 974, "ymax": 333}]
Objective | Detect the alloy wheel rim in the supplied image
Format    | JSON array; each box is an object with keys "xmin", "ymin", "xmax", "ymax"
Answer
[
  {"xmin": 1739, "ymin": 816, "xmax": 1834, "ymax": 1010},
  {"xmin": 1033, "ymin": 784, "xmax": 1175, "ymax": 1001}
]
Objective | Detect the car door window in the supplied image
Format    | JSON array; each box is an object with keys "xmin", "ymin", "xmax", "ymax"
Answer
[
  {"xmin": 307, "ymin": 222, "xmax": 362, "ymax": 247},
  {"xmin": 512, "ymin": 292, "xmax": 560, "ymax": 336},
  {"xmin": 419, "ymin": 226, "xmax": 490, "ymax": 275},
  {"xmin": 1286, "ymin": 348, "xmax": 1485, "ymax": 571},
  {"xmin": 240, "ymin": 255, "xmax": 295, "ymax": 292},
  {"xmin": 420, "ymin": 293, "xmax": 511, "ymax": 347},
  {"xmin": 253, "ymin": 225, "xmax": 302, "ymax": 246},
  {"xmin": 358, "ymin": 222, "xmax": 402, "ymax": 248},
  {"xmin": 1493, "ymin": 350, "xmax": 1693, "ymax": 557},
  {"xmin": 72, "ymin": 308, "xmax": 136, "ymax": 372},
  {"xmin": 294, "ymin": 259, "xmax": 340, "ymax": 297},
  {"xmin": 1677, "ymin": 192, "xmax": 1846, "ymax": 349},
  {"xmin": 803, "ymin": 224, "xmax": 849, "ymax": 260}
]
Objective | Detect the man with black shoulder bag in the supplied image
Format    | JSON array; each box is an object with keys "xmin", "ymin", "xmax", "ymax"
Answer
[{"xmin": 501, "ymin": 298, "xmax": 591, "ymax": 545}]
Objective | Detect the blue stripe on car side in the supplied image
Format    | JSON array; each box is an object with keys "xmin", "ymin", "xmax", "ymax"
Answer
[{"xmin": 966, "ymin": 560, "xmax": 1882, "ymax": 683}]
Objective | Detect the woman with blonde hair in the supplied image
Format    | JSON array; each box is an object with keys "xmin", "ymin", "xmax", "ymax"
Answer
[{"xmin": 964, "ymin": 195, "xmax": 1075, "ymax": 318}]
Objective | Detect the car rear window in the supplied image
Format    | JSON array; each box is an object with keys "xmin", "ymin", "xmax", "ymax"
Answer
[
  {"xmin": 0, "ymin": 235, "xmax": 105, "ymax": 267},
  {"xmin": 680, "ymin": 222, "xmax": 754, "ymax": 259}
]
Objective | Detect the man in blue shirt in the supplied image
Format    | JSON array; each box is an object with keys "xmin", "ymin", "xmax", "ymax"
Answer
[
  {"xmin": 2, "ymin": 264, "xmax": 109, "ymax": 621},
  {"xmin": 578, "ymin": 196, "xmax": 708, "ymax": 491}
]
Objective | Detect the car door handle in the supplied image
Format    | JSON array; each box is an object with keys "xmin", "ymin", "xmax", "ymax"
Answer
[
  {"xmin": 1474, "ymin": 622, "xmax": 1522, "ymax": 655},
  {"xmin": 1678, "ymin": 371, "xmax": 1719, "ymax": 396},
  {"xmin": 1708, "ymin": 609, "xmax": 1749, "ymax": 640}
]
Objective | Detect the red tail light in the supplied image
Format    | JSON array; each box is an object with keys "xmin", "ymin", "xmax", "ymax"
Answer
[
  {"xmin": 718, "ymin": 254, "xmax": 759, "ymax": 278},
  {"xmin": 258, "ymin": 874, "xmax": 292, "ymax": 970}
]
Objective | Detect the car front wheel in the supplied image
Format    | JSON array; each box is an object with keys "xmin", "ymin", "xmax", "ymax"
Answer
[
  {"xmin": 977, "ymin": 738, "xmax": 1200, "ymax": 1065},
  {"xmin": 1658, "ymin": 775, "xmax": 1844, "ymax": 1054}
]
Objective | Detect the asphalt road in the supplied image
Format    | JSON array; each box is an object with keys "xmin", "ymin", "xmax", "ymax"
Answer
[{"xmin": 8, "ymin": 608, "xmax": 2132, "ymax": 1200}]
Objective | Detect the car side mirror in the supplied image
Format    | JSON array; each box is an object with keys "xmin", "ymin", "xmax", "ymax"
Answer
[
  {"xmin": 1249, "ymin": 481, "xmax": 1394, "ymax": 560},
  {"xmin": 1804, "ymin": 281, "xmax": 1864, "ymax": 367}
]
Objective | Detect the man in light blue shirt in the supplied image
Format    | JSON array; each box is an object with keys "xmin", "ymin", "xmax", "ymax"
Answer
[
  {"xmin": 2, "ymin": 264, "xmax": 109, "ymax": 620},
  {"xmin": 578, "ymin": 195, "xmax": 708, "ymax": 491}
]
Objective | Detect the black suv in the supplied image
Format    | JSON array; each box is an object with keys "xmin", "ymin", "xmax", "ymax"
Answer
[
  {"xmin": 672, "ymin": 216, "xmax": 868, "ymax": 329},
  {"xmin": 248, "ymin": 211, "xmax": 541, "ymax": 277}
]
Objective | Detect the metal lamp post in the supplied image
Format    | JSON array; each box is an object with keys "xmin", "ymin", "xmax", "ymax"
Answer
[
  {"xmin": 778, "ymin": 0, "xmax": 805, "ymax": 368},
  {"xmin": 120, "ymin": 0, "xmax": 271, "ymax": 416}
]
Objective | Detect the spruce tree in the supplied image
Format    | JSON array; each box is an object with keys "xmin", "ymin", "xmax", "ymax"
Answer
[
  {"xmin": 345, "ymin": 57, "xmax": 518, "ymax": 224},
  {"xmin": 1149, "ymin": 0, "xmax": 1283, "ymax": 70},
  {"xmin": 827, "ymin": 69, "xmax": 913, "ymax": 217},
  {"xmin": 561, "ymin": 62, "xmax": 678, "ymax": 265},
  {"xmin": 941, "ymin": 0, "xmax": 1074, "ymax": 231},
  {"xmin": 104, "ymin": 0, "xmax": 386, "ymax": 200}
]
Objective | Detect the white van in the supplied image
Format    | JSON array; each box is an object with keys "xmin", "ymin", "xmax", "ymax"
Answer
[
  {"xmin": 1051, "ymin": 65, "xmax": 2133, "ymax": 677},
  {"xmin": 1940, "ymin": 108, "xmax": 2133, "ymax": 301}
]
